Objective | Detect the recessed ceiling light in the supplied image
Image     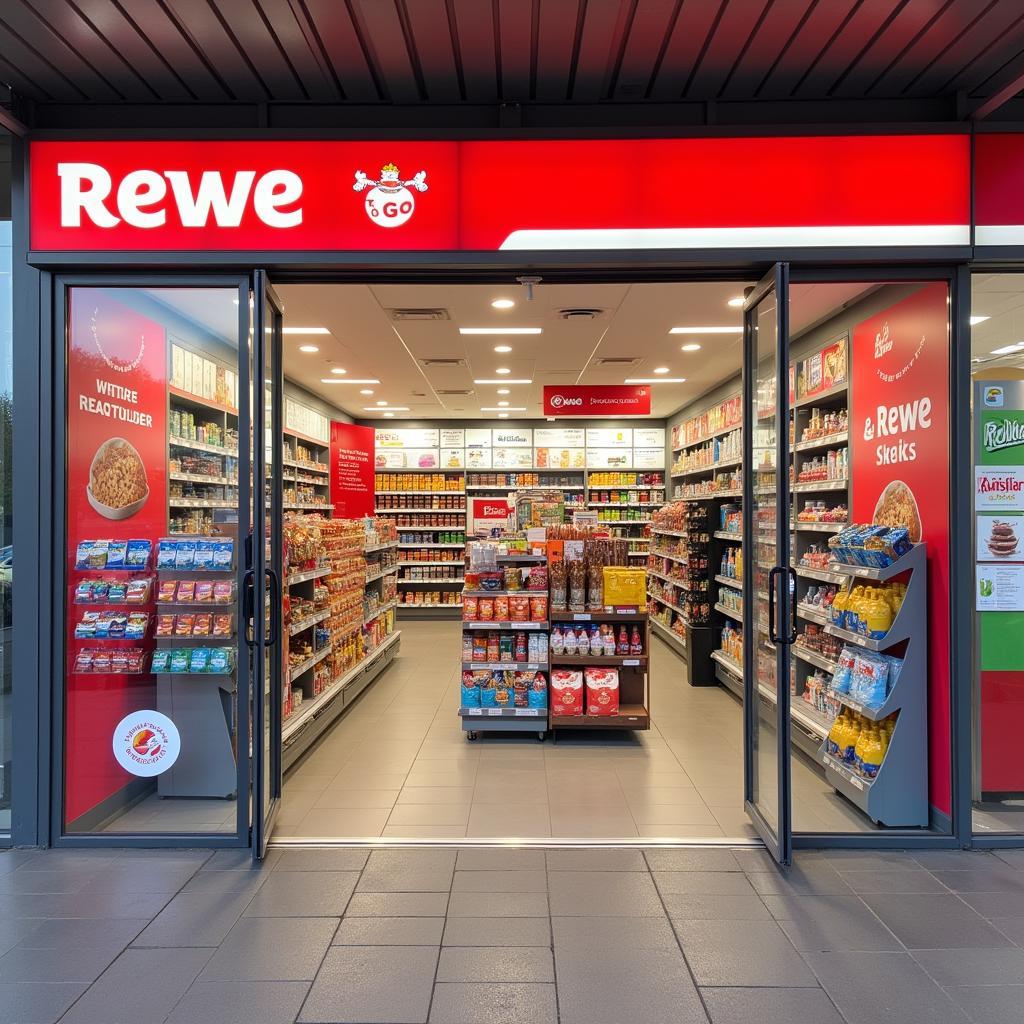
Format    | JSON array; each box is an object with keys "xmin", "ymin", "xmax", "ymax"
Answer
[
  {"xmin": 669, "ymin": 326, "xmax": 740, "ymax": 334},
  {"xmin": 494, "ymin": 345, "xmax": 513, "ymax": 353},
  {"xmin": 459, "ymin": 327, "xmax": 542, "ymax": 335},
  {"xmin": 624, "ymin": 377, "xmax": 686, "ymax": 384},
  {"xmin": 298, "ymin": 344, "xmax": 319, "ymax": 353},
  {"xmin": 491, "ymin": 298, "xmax": 515, "ymax": 309},
  {"xmin": 991, "ymin": 342, "xmax": 1024, "ymax": 355},
  {"xmin": 359, "ymin": 389, "xmax": 374, "ymax": 396},
  {"xmin": 495, "ymin": 367, "xmax": 511, "ymax": 375},
  {"xmin": 364, "ymin": 406, "xmax": 409, "ymax": 411},
  {"xmin": 283, "ymin": 327, "xmax": 330, "ymax": 335},
  {"xmin": 970, "ymin": 315, "xmax": 991, "ymax": 326},
  {"xmin": 481, "ymin": 406, "xmax": 526, "ymax": 411},
  {"xmin": 727, "ymin": 297, "xmax": 745, "ymax": 308},
  {"xmin": 318, "ymin": 378, "xmax": 380, "ymax": 384},
  {"xmin": 474, "ymin": 378, "xmax": 532, "ymax": 384},
  {"xmin": 497, "ymin": 388, "xmax": 510, "ymax": 395},
  {"xmin": 376, "ymin": 400, "xmax": 388, "ymax": 406},
  {"xmin": 653, "ymin": 367, "xmax": 670, "ymax": 374},
  {"xmin": 330, "ymin": 367, "xmax": 347, "ymax": 375},
  {"xmin": 497, "ymin": 401, "xmax": 509, "ymax": 407},
  {"xmin": 383, "ymin": 412, "xmax": 394, "ymax": 417},
  {"xmin": 497, "ymin": 412, "xmax": 509, "ymax": 418},
  {"xmin": 680, "ymin": 343, "xmax": 702, "ymax": 352}
]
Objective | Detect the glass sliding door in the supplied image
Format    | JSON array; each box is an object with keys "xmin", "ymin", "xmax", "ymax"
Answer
[{"xmin": 743, "ymin": 264, "xmax": 794, "ymax": 865}]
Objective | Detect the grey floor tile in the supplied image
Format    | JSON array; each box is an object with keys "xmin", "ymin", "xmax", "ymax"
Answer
[
  {"xmin": 442, "ymin": 917, "xmax": 551, "ymax": 947},
  {"xmin": 428, "ymin": 982, "xmax": 557, "ymax": 1024},
  {"xmin": 653, "ymin": 870, "xmax": 755, "ymax": 896},
  {"xmin": 436, "ymin": 947, "xmax": 554, "ymax": 983},
  {"xmin": 818, "ymin": 850, "xmax": 918, "ymax": 871},
  {"xmin": 945, "ymin": 984, "xmax": 1024, "ymax": 1024},
  {"xmin": 0, "ymin": 891, "xmax": 173, "ymax": 920},
  {"xmin": 0, "ymin": 944, "xmax": 124, "ymax": 984},
  {"xmin": 180, "ymin": 869, "xmax": 272, "ymax": 895},
  {"xmin": 200, "ymin": 917, "xmax": 337, "ymax": 981},
  {"xmin": 762, "ymin": 895, "xmax": 902, "ymax": 951},
  {"xmin": 13, "ymin": 917, "xmax": 149, "ymax": 951},
  {"xmin": 273, "ymin": 850, "xmax": 369, "ymax": 872},
  {"xmin": 746, "ymin": 863, "xmax": 853, "ymax": 896},
  {"xmin": 12, "ymin": 851, "xmax": 117, "ymax": 872},
  {"xmin": 345, "ymin": 892, "xmax": 450, "ymax": 917},
  {"xmin": 456, "ymin": 849, "xmax": 545, "ymax": 871},
  {"xmin": 133, "ymin": 892, "xmax": 253, "ymax": 947},
  {"xmin": 0, "ymin": 982, "xmax": 87, "ymax": 1024},
  {"xmin": 644, "ymin": 849, "xmax": 741, "ymax": 872},
  {"xmin": 674, "ymin": 919, "xmax": 819, "ymax": 987},
  {"xmin": 300, "ymin": 945, "xmax": 438, "ymax": 1023},
  {"xmin": 959, "ymin": 891, "xmax": 1024, "ymax": 917},
  {"xmin": 545, "ymin": 850, "xmax": 647, "ymax": 871},
  {"xmin": 447, "ymin": 892, "xmax": 548, "ymax": 918},
  {"xmin": 451, "ymin": 869, "xmax": 548, "ymax": 893},
  {"xmin": 552, "ymin": 915, "xmax": 680, "ymax": 950},
  {"xmin": 804, "ymin": 950, "xmax": 971, "ymax": 1024},
  {"xmin": 243, "ymin": 871, "xmax": 358, "ymax": 917},
  {"xmin": 994, "ymin": 850, "xmax": 1024, "ymax": 871},
  {"xmin": 838, "ymin": 868, "xmax": 950, "ymax": 893},
  {"xmin": 913, "ymin": 947, "xmax": 1024, "ymax": 985},
  {"xmin": 555, "ymin": 947, "xmax": 708, "ymax": 1024},
  {"xmin": 199, "ymin": 850, "xmax": 281, "ymax": 871},
  {"xmin": 0, "ymin": 917, "xmax": 45, "ymax": 956},
  {"xmin": 0, "ymin": 868, "xmax": 103, "ymax": 895},
  {"xmin": 60, "ymin": 948, "xmax": 213, "ymax": 1024},
  {"xmin": 861, "ymin": 892, "xmax": 1015, "ymax": 949},
  {"xmin": 75, "ymin": 861, "xmax": 201, "ymax": 895},
  {"xmin": 166, "ymin": 980, "xmax": 310, "ymax": 1024},
  {"xmin": 0, "ymin": 851, "xmax": 37, "ymax": 875},
  {"xmin": 701, "ymin": 987, "xmax": 844, "ymax": 1024},
  {"xmin": 931, "ymin": 866, "xmax": 1024, "ymax": 893},
  {"xmin": 332, "ymin": 916, "xmax": 444, "ymax": 945},
  {"xmin": 547, "ymin": 870, "xmax": 663, "ymax": 917},
  {"xmin": 911, "ymin": 851, "xmax": 1000, "ymax": 870},
  {"xmin": 662, "ymin": 893, "xmax": 772, "ymax": 920},
  {"xmin": 989, "ymin": 917, "xmax": 1024, "ymax": 944},
  {"xmin": 358, "ymin": 850, "xmax": 456, "ymax": 893}
]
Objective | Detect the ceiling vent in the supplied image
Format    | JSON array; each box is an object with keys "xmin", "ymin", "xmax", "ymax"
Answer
[
  {"xmin": 594, "ymin": 356, "xmax": 641, "ymax": 367},
  {"xmin": 390, "ymin": 307, "xmax": 450, "ymax": 321},
  {"xmin": 558, "ymin": 308, "xmax": 604, "ymax": 320},
  {"xmin": 420, "ymin": 357, "xmax": 466, "ymax": 367},
  {"xmin": 436, "ymin": 388, "xmax": 475, "ymax": 396}
]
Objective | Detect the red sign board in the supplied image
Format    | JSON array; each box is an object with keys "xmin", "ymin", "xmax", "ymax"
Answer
[
  {"xmin": 65, "ymin": 290, "xmax": 167, "ymax": 824},
  {"xmin": 975, "ymin": 134, "xmax": 1024, "ymax": 245},
  {"xmin": 29, "ymin": 136, "xmax": 969, "ymax": 252},
  {"xmin": 329, "ymin": 421, "xmax": 375, "ymax": 519},
  {"xmin": 851, "ymin": 281, "xmax": 950, "ymax": 816},
  {"xmin": 543, "ymin": 385, "xmax": 651, "ymax": 417}
]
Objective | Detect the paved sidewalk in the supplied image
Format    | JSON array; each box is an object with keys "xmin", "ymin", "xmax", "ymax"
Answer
[{"xmin": 1, "ymin": 846, "xmax": 1024, "ymax": 1023}]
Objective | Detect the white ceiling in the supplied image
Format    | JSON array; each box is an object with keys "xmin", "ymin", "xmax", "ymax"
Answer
[{"xmin": 972, "ymin": 273, "xmax": 1024, "ymax": 372}]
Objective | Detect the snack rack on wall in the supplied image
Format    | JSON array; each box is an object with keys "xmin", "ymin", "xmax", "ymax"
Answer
[
  {"xmin": 375, "ymin": 470, "xmax": 467, "ymax": 616},
  {"xmin": 586, "ymin": 470, "xmax": 665, "ymax": 564},
  {"xmin": 283, "ymin": 427, "xmax": 333, "ymax": 513}
]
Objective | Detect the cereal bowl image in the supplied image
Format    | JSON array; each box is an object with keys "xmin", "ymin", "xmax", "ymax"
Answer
[
  {"xmin": 872, "ymin": 479, "xmax": 921, "ymax": 544},
  {"xmin": 88, "ymin": 438, "xmax": 149, "ymax": 520}
]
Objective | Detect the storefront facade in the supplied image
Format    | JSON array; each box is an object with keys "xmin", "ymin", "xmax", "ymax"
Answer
[{"xmin": 5, "ymin": 127, "xmax": 1024, "ymax": 856}]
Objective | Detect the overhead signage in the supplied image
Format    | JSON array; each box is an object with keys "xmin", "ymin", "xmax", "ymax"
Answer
[
  {"xmin": 633, "ymin": 448, "xmax": 667, "ymax": 469},
  {"xmin": 440, "ymin": 448, "xmax": 465, "ymax": 469},
  {"xmin": 587, "ymin": 449, "xmax": 635, "ymax": 469},
  {"xmin": 586, "ymin": 427, "xmax": 633, "ymax": 448},
  {"xmin": 492, "ymin": 447, "xmax": 533, "ymax": 469},
  {"xmin": 466, "ymin": 428, "xmax": 491, "ymax": 448},
  {"xmin": 545, "ymin": 386, "xmax": 651, "ymax": 418},
  {"xmin": 535, "ymin": 448, "xmax": 586, "ymax": 470},
  {"xmin": 373, "ymin": 448, "xmax": 438, "ymax": 469},
  {"xmin": 330, "ymin": 422, "xmax": 375, "ymax": 518},
  {"xmin": 285, "ymin": 398, "xmax": 329, "ymax": 443},
  {"xmin": 535, "ymin": 427, "xmax": 584, "ymax": 448},
  {"xmin": 29, "ymin": 136, "xmax": 970, "ymax": 252},
  {"xmin": 634, "ymin": 427, "xmax": 666, "ymax": 448},
  {"xmin": 492, "ymin": 429, "xmax": 532, "ymax": 447},
  {"xmin": 440, "ymin": 427, "xmax": 465, "ymax": 448},
  {"xmin": 374, "ymin": 428, "xmax": 439, "ymax": 449}
]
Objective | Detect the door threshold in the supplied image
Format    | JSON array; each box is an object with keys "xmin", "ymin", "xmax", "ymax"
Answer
[{"xmin": 269, "ymin": 835, "xmax": 765, "ymax": 849}]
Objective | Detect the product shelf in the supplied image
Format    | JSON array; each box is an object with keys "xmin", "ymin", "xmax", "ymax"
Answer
[
  {"xmin": 792, "ymin": 645, "xmax": 838, "ymax": 675},
  {"xmin": 288, "ymin": 644, "xmax": 331, "ymax": 683},
  {"xmin": 550, "ymin": 654, "xmax": 647, "ymax": 667},
  {"xmin": 714, "ymin": 602, "xmax": 742, "ymax": 622},
  {"xmin": 169, "ymin": 437, "xmax": 238, "ymax": 458},
  {"xmin": 714, "ymin": 574, "xmax": 742, "ymax": 590},
  {"xmin": 363, "ymin": 599, "xmax": 397, "ymax": 624},
  {"xmin": 795, "ymin": 565, "xmax": 847, "ymax": 586},
  {"xmin": 549, "ymin": 609, "xmax": 647, "ymax": 622},
  {"xmin": 398, "ymin": 577, "xmax": 465, "ymax": 585},
  {"xmin": 398, "ymin": 559, "xmax": 462, "ymax": 567},
  {"xmin": 364, "ymin": 565, "xmax": 399, "ymax": 584},
  {"xmin": 376, "ymin": 489, "xmax": 467, "ymax": 496},
  {"xmin": 650, "ymin": 550, "xmax": 688, "ymax": 566},
  {"xmin": 672, "ymin": 419, "xmax": 742, "ymax": 452},
  {"xmin": 285, "ymin": 566, "xmax": 331, "ymax": 586},
  {"xmin": 462, "ymin": 660, "xmax": 548, "ymax": 672},
  {"xmin": 168, "ymin": 498, "xmax": 236, "ymax": 509},
  {"xmin": 791, "ymin": 479, "xmax": 849, "ymax": 493},
  {"xmin": 794, "ymin": 522, "xmax": 847, "ymax": 533},
  {"xmin": 462, "ymin": 620, "xmax": 547, "ymax": 630},
  {"xmin": 364, "ymin": 541, "xmax": 398, "ymax": 554},
  {"xmin": 375, "ymin": 507, "xmax": 466, "ymax": 514},
  {"xmin": 288, "ymin": 608, "xmax": 330, "ymax": 636},
  {"xmin": 283, "ymin": 458, "xmax": 329, "ymax": 474},
  {"xmin": 648, "ymin": 592, "xmax": 688, "ymax": 618},
  {"xmin": 793, "ymin": 431, "xmax": 849, "ymax": 453},
  {"xmin": 396, "ymin": 543, "xmax": 465, "ymax": 549},
  {"xmin": 671, "ymin": 456, "xmax": 743, "ymax": 479},
  {"xmin": 459, "ymin": 707, "xmax": 546, "ymax": 719},
  {"xmin": 651, "ymin": 527, "xmax": 688, "ymax": 539},
  {"xmin": 549, "ymin": 704, "xmax": 650, "ymax": 729},
  {"xmin": 713, "ymin": 531, "xmax": 742, "ymax": 542},
  {"xmin": 796, "ymin": 603, "xmax": 829, "ymax": 625},
  {"xmin": 650, "ymin": 616, "xmax": 687, "ymax": 652}
]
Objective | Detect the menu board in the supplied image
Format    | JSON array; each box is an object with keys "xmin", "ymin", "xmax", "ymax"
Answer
[
  {"xmin": 586, "ymin": 428, "xmax": 632, "ymax": 448},
  {"xmin": 375, "ymin": 428, "xmax": 440, "ymax": 449},
  {"xmin": 535, "ymin": 427, "xmax": 584, "ymax": 448},
  {"xmin": 492, "ymin": 428, "xmax": 532, "ymax": 447}
]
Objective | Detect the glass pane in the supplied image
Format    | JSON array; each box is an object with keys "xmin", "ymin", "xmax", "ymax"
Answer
[
  {"xmin": 750, "ymin": 291, "xmax": 782, "ymax": 834},
  {"xmin": 0, "ymin": 212, "xmax": 10, "ymax": 835},
  {"xmin": 64, "ymin": 286, "xmax": 242, "ymax": 834},
  {"xmin": 971, "ymin": 273, "xmax": 1024, "ymax": 835}
]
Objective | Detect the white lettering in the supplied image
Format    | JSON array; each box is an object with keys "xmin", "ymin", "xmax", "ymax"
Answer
[
  {"xmin": 876, "ymin": 398, "xmax": 933, "ymax": 438},
  {"xmin": 117, "ymin": 170, "xmax": 168, "ymax": 228},
  {"xmin": 253, "ymin": 170, "xmax": 303, "ymax": 227},
  {"xmin": 164, "ymin": 170, "xmax": 256, "ymax": 227},
  {"xmin": 58, "ymin": 162, "xmax": 120, "ymax": 228}
]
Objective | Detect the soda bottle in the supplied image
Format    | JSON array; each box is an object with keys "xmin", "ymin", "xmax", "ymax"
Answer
[
  {"xmin": 617, "ymin": 625, "xmax": 629, "ymax": 655},
  {"xmin": 630, "ymin": 625, "xmax": 643, "ymax": 655}
]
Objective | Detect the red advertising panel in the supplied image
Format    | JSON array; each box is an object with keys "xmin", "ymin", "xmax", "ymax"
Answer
[
  {"xmin": 975, "ymin": 134, "xmax": 1024, "ymax": 245},
  {"xmin": 65, "ymin": 290, "xmax": 167, "ymax": 824},
  {"xmin": 29, "ymin": 136, "xmax": 969, "ymax": 252},
  {"xmin": 330, "ymin": 421, "xmax": 375, "ymax": 519},
  {"xmin": 851, "ymin": 282, "xmax": 950, "ymax": 815},
  {"xmin": 472, "ymin": 498, "xmax": 512, "ymax": 534},
  {"xmin": 543, "ymin": 385, "xmax": 651, "ymax": 417}
]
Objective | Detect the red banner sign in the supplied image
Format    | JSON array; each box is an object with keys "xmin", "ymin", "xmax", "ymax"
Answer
[
  {"xmin": 851, "ymin": 281, "xmax": 950, "ymax": 815},
  {"xmin": 329, "ymin": 421, "xmax": 375, "ymax": 519},
  {"xmin": 543, "ymin": 385, "xmax": 651, "ymax": 417},
  {"xmin": 65, "ymin": 290, "xmax": 168, "ymax": 824},
  {"xmin": 29, "ymin": 136, "xmax": 969, "ymax": 252}
]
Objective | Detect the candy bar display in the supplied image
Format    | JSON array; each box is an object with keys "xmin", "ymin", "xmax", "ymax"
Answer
[{"xmin": 376, "ymin": 472, "xmax": 463, "ymax": 492}]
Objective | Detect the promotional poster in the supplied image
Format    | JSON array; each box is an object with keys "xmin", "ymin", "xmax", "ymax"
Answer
[{"xmin": 330, "ymin": 422, "xmax": 375, "ymax": 519}]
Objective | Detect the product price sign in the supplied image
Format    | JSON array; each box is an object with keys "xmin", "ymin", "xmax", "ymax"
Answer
[
  {"xmin": 492, "ymin": 447, "xmax": 533, "ymax": 469},
  {"xmin": 372, "ymin": 448, "xmax": 438, "ymax": 470},
  {"xmin": 534, "ymin": 448, "xmax": 586, "ymax": 470},
  {"xmin": 587, "ymin": 448, "xmax": 634, "ymax": 469}
]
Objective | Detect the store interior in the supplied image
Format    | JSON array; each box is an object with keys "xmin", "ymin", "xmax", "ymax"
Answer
[{"xmin": 63, "ymin": 273, "xmax": 1024, "ymax": 842}]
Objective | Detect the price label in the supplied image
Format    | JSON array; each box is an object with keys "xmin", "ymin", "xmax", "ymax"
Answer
[
  {"xmin": 514, "ymin": 708, "xmax": 540, "ymax": 717},
  {"xmin": 573, "ymin": 613, "xmax": 591, "ymax": 621},
  {"xmin": 486, "ymin": 708, "xmax": 503, "ymax": 716},
  {"xmin": 467, "ymin": 708, "xmax": 482, "ymax": 716},
  {"xmin": 623, "ymin": 659, "xmax": 639, "ymax": 666}
]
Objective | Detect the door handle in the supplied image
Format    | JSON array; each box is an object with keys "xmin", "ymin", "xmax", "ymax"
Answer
[
  {"xmin": 768, "ymin": 566, "xmax": 783, "ymax": 644},
  {"xmin": 265, "ymin": 567, "xmax": 280, "ymax": 647},
  {"xmin": 242, "ymin": 568, "xmax": 255, "ymax": 648},
  {"xmin": 786, "ymin": 566, "xmax": 798, "ymax": 644}
]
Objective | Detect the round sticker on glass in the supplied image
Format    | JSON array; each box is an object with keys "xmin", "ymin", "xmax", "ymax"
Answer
[{"xmin": 112, "ymin": 710, "xmax": 180, "ymax": 777}]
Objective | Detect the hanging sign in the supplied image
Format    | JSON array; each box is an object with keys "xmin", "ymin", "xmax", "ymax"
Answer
[
  {"xmin": 546, "ymin": 387, "xmax": 650, "ymax": 417},
  {"xmin": 330, "ymin": 421, "xmax": 375, "ymax": 518}
]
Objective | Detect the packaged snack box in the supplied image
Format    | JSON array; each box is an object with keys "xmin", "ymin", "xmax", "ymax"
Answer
[
  {"xmin": 209, "ymin": 648, "xmax": 231, "ymax": 673},
  {"xmin": 107, "ymin": 581, "xmax": 128, "ymax": 602},
  {"xmin": 125, "ymin": 578, "xmax": 152, "ymax": 603},
  {"xmin": 193, "ymin": 540, "xmax": 215, "ymax": 570},
  {"xmin": 175, "ymin": 541, "xmax": 197, "ymax": 569},
  {"xmin": 193, "ymin": 613, "xmax": 212, "ymax": 636},
  {"xmin": 602, "ymin": 567, "xmax": 646, "ymax": 608},
  {"xmin": 550, "ymin": 668, "xmax": 584, "ymax": 716},
  {"xmin": 125, "ymin": 613, "xmax": 149, "ymax": 640},
  {"xmin": 156, "ymin": 539, "xmax": 178, "ymax": 569},
  {"xmin": 176, "ymin": 581, "xmax": 196, "ymax": 602},
  {"xmin": 493, "ymin": 671, "xmax": 513, "ymax": 707},
  {"xmin": 74, "ymin": 581, "xmax": 96, "ymax": 603},
  {"xmin": 513, "ymin": 672, "xmax": 530, "ymax": 707},
  {"xmin": 585, "ymin": 666, "xmax": 620, "ymax": 716},
  {"xmin": 528, "ymin": 671, "xmax": 548, "ymax": 709},
  {"xmin": 174, "ymin": 614, "xmax": 195, "ymax": 636},
  {"xmin": 212, "ymin": 614, "xmax": 233, "ymax": 637},
  {"xmin": 213, "ymin": 581, "xmax": 233, "ymax": 603},
  {"xmin": 213, "ymin": 541, "xmax": 234, "ymax": 569},
  {"xmin": 151, "ymin": 649, "xmax": 170, "ymax": 672},
  {"xmin": 479, "ymin": 672, "xmax": 497, "ymax": 707},
  {"xmin": 189, "ymin": 648, "xmax": 210, "ymax": 672},
  {"xmin": 460, "ymin": 670, "xmax": 480, "ymax": 708},
  {"xmin": 169, "ymin": 649, "xmax": 189, "ymax": 673},
  {"xmin": 106, "ymin": 540, "xmax": 128, "ymax": 569},
  {"xmin": 125, "ymin": 539, "xmax": 152, "ymax": 568},
  {"xmin": 75, "ymin": 612, "xmax": 99, "ymax": 638},
  {"xmin": 73, "ymin": 649, "xmax": 95, "ymax": 672},
  {"xmin": 157, "ymin": 581, "xmax": 178, "ymax": 603},
  {"xmin": 195, "ymin": 582, "xmax": 214, "ymax": 603}
]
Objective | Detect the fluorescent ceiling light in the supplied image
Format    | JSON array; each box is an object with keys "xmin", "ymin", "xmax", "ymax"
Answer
[
  {"xmin": 491, "ymin": 298, "xmax": 515, "ymax": 309},
  {"xmin": 359, "ymin": 389, "xmax": 374, "ymax": 395},
  {"xmin": 497, "ymin": 388, "xmax": 510, "ymax": 395},
  {"xmin": 970, "ymin": 315, "xmax": 991, "ymax": 326},
  {"xmin": 653, "ymin": 367, "xmax": 670, "ymax": 374},
  {"xmin": 459, "ymin": 327, "xmax": 542, "ymax": 335},
  {"xmin": 727, "ymin": 297, "xmax": 744, "ymax": 308},
  {"xmin": 625, "ymin": 377, "xmax": 686, "ymax": 384},
  {"xmin": 991, "ymin": 343, "xmax": 1024, "ymax": 355},
  {"xmin": 474, "ymin": 378, "xmax": 532, "ymax": 384},
  {"xmin": 283, "ymin": 327, "xmax": 330, "ymax": 335},
  {"xmin": 481, "ymin": 406, "xmax": 526, "ymax": 411},
  {"xmin": 494, "ymin": 345, "xmax": 512, "ymax": 353},
  {"xmin": 680, "ymin": 343, "xmax": 702, "ymax": 352},
  {"xmin": 670, "ymin": 326, "xmax": 740, "ymax": 334},
  {"xmin": 330, "ymin": 367, "xmax": 347, "ymax": 375},
  {"xmin": 298, "ymin": 344, "xmax": 319, "ymax": 353},
  {"xmin": 318, "ymin": 378, "xmax": 380, "ymax": 384},
  {"xmin": 364, "ymin": 406, "xmax": 409, "ymax": 411}
]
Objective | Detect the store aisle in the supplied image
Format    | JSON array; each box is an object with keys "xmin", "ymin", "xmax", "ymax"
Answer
[{"xmin": 280, "ymin": 620, "xmax": 869, "ymax": 840}]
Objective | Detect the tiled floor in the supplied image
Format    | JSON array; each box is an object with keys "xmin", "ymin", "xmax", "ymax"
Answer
[
  {"xmin": 3, "ymin": 845, "xmax": 1024, "ymax": 1023},
  {"xmin": 280, "ymin": 618, "xmax": 871, "ymax": 839}
]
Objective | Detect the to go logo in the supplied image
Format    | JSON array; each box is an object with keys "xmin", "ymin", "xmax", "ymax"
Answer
[
  {"xmin": 353, "ymin": 162, "xmax": 428, "ymax": 228},
  {"xmin": 549, "ymin": 395, "xmax": 582, "ymax": 409},
  {"xmin": 112, "ymin": 710, "xmax": 180, "ymax": 778}
]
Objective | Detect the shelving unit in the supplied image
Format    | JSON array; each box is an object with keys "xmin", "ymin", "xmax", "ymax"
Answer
[{"xmin": 282, "ymin": 427, "xmax": 332, "ymax": 514}]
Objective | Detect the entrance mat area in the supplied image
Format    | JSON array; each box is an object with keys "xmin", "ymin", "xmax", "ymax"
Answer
[{"xmin": 1, "ymin": 846, "xmax": 1024, "ymax": 1023}]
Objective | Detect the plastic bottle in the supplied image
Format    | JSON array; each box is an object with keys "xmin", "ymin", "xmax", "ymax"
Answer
[
  {"xmin": 826, "ymin": 713, "xmax": 845, "ymax": 758},
  {"xmin": 840, "ymin": 713, "xmax": 862, "ymax": 765},
  {"xmin": 550, "ymin": 625, "xmax": 564, "ymax": 656},
  {"xmin": 617, "ymin": 625, "xmax": 630, "ymax": 655},
  {"xmin": 576, "ymin": 625, "xmax": 590, "ymax": 656},
  {"xmin": 630, "ymin": 625, "xmax": 643, "ymax": 655}
]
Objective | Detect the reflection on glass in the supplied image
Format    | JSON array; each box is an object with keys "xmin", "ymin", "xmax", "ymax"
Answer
[
  {"xmin": 64, "ymin": 287, "xmax": 241, "ymax": 834},
  {"xmin": 0, "ymin": 219, "xmax": 10, "ymax": 834}
]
